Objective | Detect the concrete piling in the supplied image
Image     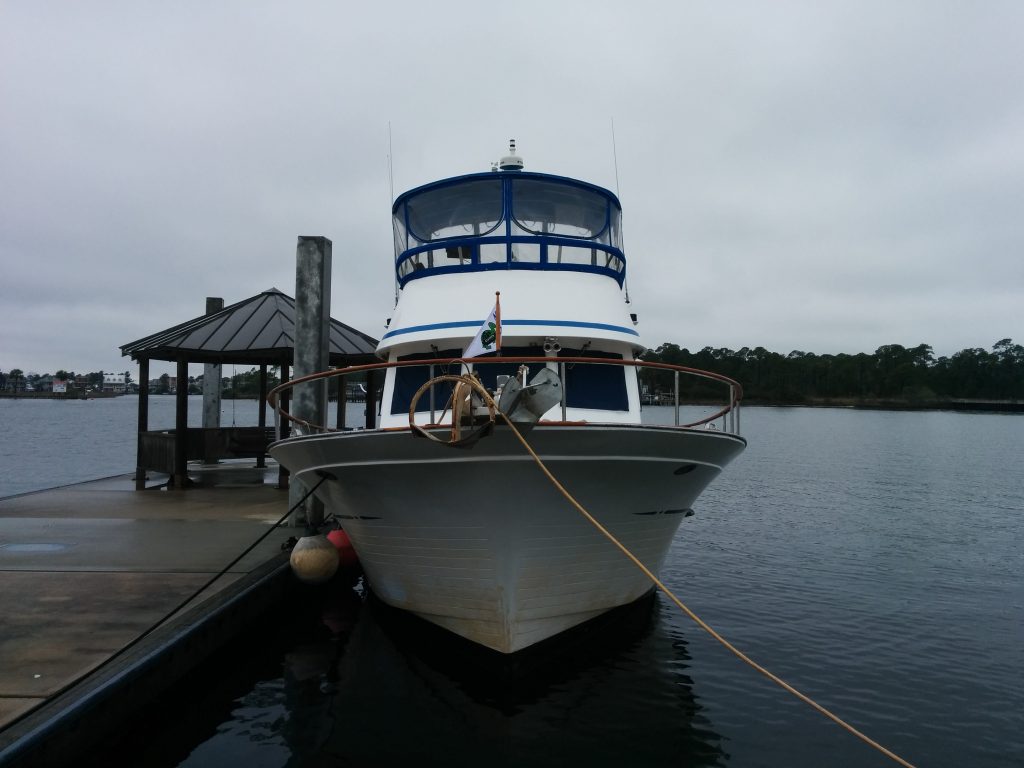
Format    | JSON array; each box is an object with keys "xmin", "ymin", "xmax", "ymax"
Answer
[{"xmin": 289, "ymin": 236, "xmax": 332, "ymax": 527}]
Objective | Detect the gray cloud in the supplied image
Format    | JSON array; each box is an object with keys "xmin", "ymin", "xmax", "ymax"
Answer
[{"xmin": 2, "ymin": 1, "xmax": 1021, "ymax": 377}]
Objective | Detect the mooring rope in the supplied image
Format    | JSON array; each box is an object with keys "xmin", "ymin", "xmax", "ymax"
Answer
[
  {"xmin": 416, "ymin": 374, "xmax": 917, "ymax": 768},
  {"xmin": 132, "ymin": 474, "xmax": 327, "ymax": 640}
]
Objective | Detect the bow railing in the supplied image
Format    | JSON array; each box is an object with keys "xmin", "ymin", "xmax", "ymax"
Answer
[{"xmin": 267, "ymin": 356, "xmax": 743, "ymax": 438}]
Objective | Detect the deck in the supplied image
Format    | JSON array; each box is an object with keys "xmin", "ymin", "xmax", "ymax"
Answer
[{"xmin": 0, "ymin": 464, "xmax": 293, "ymax": 737}]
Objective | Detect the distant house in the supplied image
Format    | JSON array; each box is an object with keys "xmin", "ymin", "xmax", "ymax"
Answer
[
  {"xmin": 103, "ymin": 373, "xmax": 126, "ymax": 394},
  {"xmin": 148, "ymin": 376, "xmax": 177, "ymax": 393}
]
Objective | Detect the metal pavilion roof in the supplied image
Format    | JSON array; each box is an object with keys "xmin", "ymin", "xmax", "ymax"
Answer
[{"xmin": 120, "ymin": 287, "xmax": 379, "ymax": 365}]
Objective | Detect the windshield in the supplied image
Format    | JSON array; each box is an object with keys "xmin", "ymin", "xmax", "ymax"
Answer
[
  {"xmin": 400, "ymin": 178, "xmax": 504, "ymax": 246},
  {"xmin": 511, "ymin": 178, "xmax": 618, "ymax": 245}
]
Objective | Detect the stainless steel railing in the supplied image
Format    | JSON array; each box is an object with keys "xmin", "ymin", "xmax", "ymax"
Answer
[{"xmin": 268, "ymin": 356, "xmax": 743, "ymax": 438}]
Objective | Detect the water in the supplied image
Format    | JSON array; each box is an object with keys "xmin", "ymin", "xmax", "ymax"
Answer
[
  {"xmin": 0, "ymin": 395, "xmax": 369, "ymax": 497},
  {"xmin": 4, "ymin": 400, "xmax": 1023, "ymax": 766}
]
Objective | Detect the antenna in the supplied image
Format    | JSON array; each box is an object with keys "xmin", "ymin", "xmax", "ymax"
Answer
[
  {"xmin": 387, "ymin": 121, "xmax": 395, "ymax": 204},
  {"xmin": 611, "ymin": 118, "xmax": 621, "ymax": 198},
  {"xmin": 610, "ymin": 118, "xmax": 630, "ymax": 304},
  {"xmin": 388, "ymin": 122, "xmax": 398, "ymax": 305}
]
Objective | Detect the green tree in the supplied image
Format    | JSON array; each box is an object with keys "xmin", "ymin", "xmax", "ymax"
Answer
[
  {"xmin": 223, "ymin": 367, "xmax": 277, "ymax": 398},
  {"xmin": 640, "ymin": 338, "xmax": 1021, "ymax": 404},
  {"xmin": 991, "ymin": 338, "xmax": 1024, "ymax": 399}
]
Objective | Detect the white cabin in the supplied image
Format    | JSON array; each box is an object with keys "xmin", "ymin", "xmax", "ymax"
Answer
[{"xmin": 377, "ymin": 147, "xmax": 643, "ymax": 428}]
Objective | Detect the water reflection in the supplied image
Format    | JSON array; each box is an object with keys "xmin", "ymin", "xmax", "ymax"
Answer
[{"xmin": 260, "ymin": 582, "xmax": 727, "ymax": 767}]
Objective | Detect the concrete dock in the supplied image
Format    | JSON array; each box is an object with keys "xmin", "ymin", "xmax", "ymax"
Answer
[{"xmin": 0, "ymin": 464, "xmax": 294, "ymax": 751}]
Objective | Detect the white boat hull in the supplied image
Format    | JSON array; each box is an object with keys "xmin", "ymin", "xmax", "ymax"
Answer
[{"xmin": 271, "ymin": 424, "xmax": 745, "ymax": 653}]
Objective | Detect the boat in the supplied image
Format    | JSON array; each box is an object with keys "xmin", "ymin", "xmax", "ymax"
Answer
[{"xmin": 268, "ymin": 141, "xmax": 746, "ymax": 654}]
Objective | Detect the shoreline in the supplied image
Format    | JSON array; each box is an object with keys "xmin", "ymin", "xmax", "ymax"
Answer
[
  {"xmin": 740, "ymin": 397, "xmax": 1024, "ymax": 413},
  {"xmin": 3, "ymin": 391, "xmax": 1021, "ymax": 413},
  {"xmin": 0, "ymin": 391, "xmax": 122, "ymax": 400}
]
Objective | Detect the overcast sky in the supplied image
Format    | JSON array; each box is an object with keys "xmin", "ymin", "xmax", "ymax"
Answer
[{"xmin": 3, "ymin": 1, "xmax": 1021, "ymax": 378}]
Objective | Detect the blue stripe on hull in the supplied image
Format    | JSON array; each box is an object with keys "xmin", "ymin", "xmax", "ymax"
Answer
[{"xmin": 382, "ymin": 319, "xmax": 640, "ymax": 341}]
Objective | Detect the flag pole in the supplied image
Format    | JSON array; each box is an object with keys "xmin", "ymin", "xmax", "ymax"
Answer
[{"xmin": 495, "ymin": 291, "xmax": 502, "ymax": 355}]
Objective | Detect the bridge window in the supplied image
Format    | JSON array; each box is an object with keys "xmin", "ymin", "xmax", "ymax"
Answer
[
  {"xmin": 511, "ymin": 179, "xmax": 618, "ymax": 245},
  {"xmin": 552, "ymin": 245, "xmax": 599, "ymax": 266},
  {"xmin": 403, "ymin": 179, "xmax": 503, "ymax": 245},
  {"xmin": 393, "ymin": 216, "xmax": 408, "ymax": 256},
  {"xmin": 479, "ymin": 242, "xmax": 506, "ymax": 264},
  {"xmin": 444, "ymin": 245, "xmax": 471, "ymax": 263},
  {"xmin": 393, "ymin": 174, "xmax": 626, "ymax": 286},
  {"xmin": 510, "ymin": 242, "xmax": 541, "ymax": 263}
]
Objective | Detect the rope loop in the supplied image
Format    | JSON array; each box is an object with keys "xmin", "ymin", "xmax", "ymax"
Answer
[{"xmin": 408, "ymin": 373, "xmax": 496, "ymax": 448}]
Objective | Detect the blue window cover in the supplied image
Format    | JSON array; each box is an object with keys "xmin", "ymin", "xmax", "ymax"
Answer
[
  {"xmin": 471, "ymin": 346, "xmax": 548, "ymax": 391},
  {"xmin": 392, "ymin": 348, "xmax": 628, "ymax": 415},
  {"xmin": 466, "ymin": 348, "xmax": 627, "ymax": 411},
  {"xmin": 391, "ymin": 349, "xmax": 461, "ymax": 415},
  {"xmin": 562, "ymin": 349, "xmax": 628, "ymax": 410}
]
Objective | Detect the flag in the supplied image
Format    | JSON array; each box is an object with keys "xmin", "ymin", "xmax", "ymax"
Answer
[{"xmin": 464, "ymin": 292, "xmax": 502, "ymax": 358}]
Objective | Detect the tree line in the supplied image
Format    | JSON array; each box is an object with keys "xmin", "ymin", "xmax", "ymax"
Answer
[
  {"xmin": 220, "ymin": 367, "xmax": 367, "ymax": 399},
  {"xmin": 638, "ymin": 339, "xmax": 1023, "ymax": 403},
  {"xmin": 7, "ymin": 339, "xmax": 1021, "ymax": 403}
]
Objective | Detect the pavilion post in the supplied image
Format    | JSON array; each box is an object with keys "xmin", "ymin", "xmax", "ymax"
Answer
[
  {"xmin": 135, "ymin": 358, "xmax": 149, "ymax": 490},
  {"xmin": 365, "ymin": 369, "xmax": 377, "ymax": 429},
  {"xmin": 257, "ymin": 363, "xmax": 268, "ymax": 469},
  {"xmin": 174, "ymin": 356, "xmax": 189, "ymax": 488},
  {"xmin": 336, "ymin": 370, "xmax": 347, "ymax": 430},
  {"xmin": 277, "ymin": 359, "xmax": 290, "ymax": 490},
  {"xmin": 201, "ymin": 297, "xmax": 224, "ymax": 464}
]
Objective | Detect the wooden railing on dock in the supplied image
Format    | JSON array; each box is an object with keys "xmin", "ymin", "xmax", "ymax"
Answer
[{"xmin": 138, "ymin": 427, "xmax": 275, "ymax": 478}]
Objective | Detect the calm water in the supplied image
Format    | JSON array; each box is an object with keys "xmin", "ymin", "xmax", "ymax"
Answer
[
  {"xmin": 0, "ymin": 395, "xmax": 368, "ymax": 497},
  {"xmin": 4, "ymin": 399, "xmax": 1023, "ymax": 766}
]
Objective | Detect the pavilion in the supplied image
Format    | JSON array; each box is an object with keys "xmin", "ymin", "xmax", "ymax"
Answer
[{"xmin": 120, "ymin": 287, "xmax": 379, "ymax": 489}]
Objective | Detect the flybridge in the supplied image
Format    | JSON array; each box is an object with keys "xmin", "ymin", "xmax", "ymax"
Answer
[{"xmin": 392, "ymin": 150, "xmax": 626, "ymax": 289}]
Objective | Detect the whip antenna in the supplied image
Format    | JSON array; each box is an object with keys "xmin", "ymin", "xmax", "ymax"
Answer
[
  {"xmin": 387, "ymin": 121, "xmax": 395, "ymax": 204},
  {"xmin": 611, "ymin": 118, "xmax": 631, "ymax": 304},
  {"xmin": 611, "ymin": 117, "xmax": 621, "ymax": 198},
  {"xmin": 388, "ymin": 122, "xmax": 398, "ymax": 304}
]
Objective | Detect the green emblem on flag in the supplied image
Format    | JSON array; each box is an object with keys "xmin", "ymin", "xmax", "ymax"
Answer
[{"xmin": 481, "ymin": 322, "xmax": 497, "ymax": 349}]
